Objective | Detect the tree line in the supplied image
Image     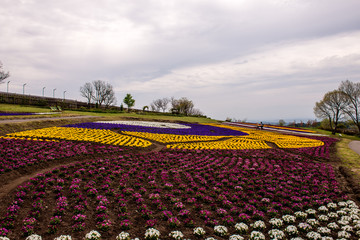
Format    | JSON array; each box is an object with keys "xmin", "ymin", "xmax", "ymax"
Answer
[
  {"xmin": 314, "ymin": 80, "xmax": 360, "ymax": 135},
  {"xmin": 80, "ymin": 80, "xmax": 203, "ymax": 116}
]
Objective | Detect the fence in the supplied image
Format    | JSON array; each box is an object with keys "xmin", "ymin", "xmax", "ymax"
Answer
[{"xmin": 0, "ymin": 91, "xmax": 121, "ymax": 110}]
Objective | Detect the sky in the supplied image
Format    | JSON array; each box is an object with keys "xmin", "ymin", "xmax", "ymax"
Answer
[{"xmin": 1, "ymin": 0, "xmax": 360, "ymax": 122}]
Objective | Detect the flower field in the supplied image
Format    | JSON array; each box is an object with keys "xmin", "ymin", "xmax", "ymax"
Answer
[{"xmin": 0, "ymin": 120, "xmax": 356, "ymax": 240}]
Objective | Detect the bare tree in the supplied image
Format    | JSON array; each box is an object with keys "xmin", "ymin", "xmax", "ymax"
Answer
[
  {"xmin": 314, "ymin": 90, "xmax": 348, "ymax": 134},
  {"xmin": 339, "ymin": 80, "xmax": 360, "ymax": 132},
  {"xmin": 80, "ymin": 80, "xmax": 117, "ymax": 108},
  {"xmin": 151, "ymin": 98, "xmax": 170, "ymax": 112},
  {"xmin": 80, "ymin": 82, "xmax": 94, "ymax": 106},
  {"xmin": 92, "ymin": 80, "xmax": 116, "ymax": 107},
  {"xmin": 0, "ymin": 61, "xmax": 10, "ymax": 83}
]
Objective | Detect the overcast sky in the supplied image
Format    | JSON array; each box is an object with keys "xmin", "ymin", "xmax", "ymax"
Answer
[{"xmin": 1, "ymin": 0, "xmax": 360, "ymax": 122}]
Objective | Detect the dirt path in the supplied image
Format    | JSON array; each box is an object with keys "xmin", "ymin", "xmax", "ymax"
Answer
[{"xmin": 349, "ymin": 140, "xmax": 360, "ymax": 155}]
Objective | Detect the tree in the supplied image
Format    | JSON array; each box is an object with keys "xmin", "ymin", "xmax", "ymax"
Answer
[
  {"xmin": 80, "ymin": 80, "xmax": 116, "ymax": 108},
  {"xmin": 278, "ymin": 119, "xmax": 286, "ymax": 126},
  {"xmin": 170, "ymin": 97, "xmax": 194, "ymax": 115},
  {"xmin": 151, "ymin": 98, "xmax": 170, "ymax": 112},
  {"xmin": 0, "ymin": 61, "xmax": 10, "ymax": 83},
  {"xmin": 123, "ymin": 93, "xmax": 135, "ymax": 112},
  {"xmin": 339, "ymin": 80, "xmax": 360, "ymax": 132},
  {"xmin": 80, "ymin": 82, "xmax": 94, "ymax": 106},
  {"xmin": 314, "ymin": 90, "xmax": 348, "ymax": 134}
]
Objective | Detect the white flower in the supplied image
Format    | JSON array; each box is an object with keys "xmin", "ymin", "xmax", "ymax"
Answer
[
  {"xmin": 95, "ymin": 121, "xmax": 191, "ymax": 129},
  {"xmin": 145, "ymin": 228, "xmax": 160, "ymax": 240},
  {"xmin": 337, "ymin": 210, "xmax": 347, "ymax": 216},
  {"xmin": 305, "ymin": 209, "xmax": 317, "ymax": 216},
  {"xmin": 252, "ymin": 220, "xmax": 266, "ymax": 230},
  {"xmin": 285, "ymin": 225, "xmax": 299, "ymax": 235},
  {"xmin": 214, "ymin": 225, "xmax": 228, "ymax": 236},
  {"xmin": 317, "ymin": 227, "xmax": 331, "ymax": 234},
  {"xmin": 318, "ymin": 206, "xmax": 329, "ymax": 213},
  {"xmin": 306, "ymin": 219, "xmax": 320, "ymax": 227},
  {"xmin": 169, "ymin": 231, "xmax": 184, "ymax": 240},
  {"xmin": 341, "ymin": 225, "xmax": 353, "ymax": 232},
  {"xmin": 54, "ymin": 236, "xmax": 72, "ymax": 240},
  {"xmin": 193, "ymin": 227, "xmax": 206, "ymax": 236},
  {"xmin": 116, "ymin": 232, "xmax": 131, "ymax": 240},
  {"xmin": 306, "ymin": 231, "xmax": 321, "ymax": 240},
  {"xmin": 327, "ymin": 212, "xmax": 338, "ymax": 219},
  {"xmin": 340, "ymin": 216, "xmax": 352, "ymax": 222},
  {"xmin": 249, "ymin": 231, "xmax": 265, "ymax": 240},
  {"xmin": 205, "ymin": 238, "xmax": 217, "ymax": 240},
  {"xmin": 318, "ymin": 215, "xmax": 329, "ymax": 222},
  {"xmin": 234, "ymin": 223, "xmax": 248, "ymax": 233},
  {"xmin": 229, "ymin": 235, "xmax": 244, "ymax": 240},
  {"xmin": 84, "ymin": 231, "xmax": 101, "ymax": 240},
  {"xmin": 338, "ymin": 219, "xmax": 350, "ymax": 226},
  {"xmin": 298, "ymin": 222, "xmax": 312, "ymax": 231},
  {"xmin": 269, "ymin": 218, "xmax": 283, "ymax": 228},
  {"xmin": 338, "ymin": 230, "xmax": 351, "ymax": 238},
  {"xmin": 282, "ymin": 215, "xmax": 296, "ymax": 223},
  {"xmin": 290, "ymin": 238, "xmax": 304, "ymax": 240},
  {"xmin": 327, "ymin": 202, "xmax": 337, "ymax": 210},
  {"xmin": 327, "ymin": 222, "xmax": 339, "ymax": 230},
  {"xmin": 294, "ymin": 211, "xmax": 307, "ymax": 219},
  {"xmin": 321, "ymin": 237, "xmax": 333, "ymax": 240},
  {"xmin": 338, "ymin": 201, "xmax": 347, "ymax": 208},
  {"xmin": 26, "ymin": 235, "xmax": 42, "ymax": 240},
  {"xmin": 0, "ymin": 237, "xmax": 11, "ymax": 240},
  {"xmin": 268, "ymin": 229, "xmax": 285, "ymax": 239}
]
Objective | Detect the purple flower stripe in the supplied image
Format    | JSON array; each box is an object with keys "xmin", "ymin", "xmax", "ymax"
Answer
[
  {"xmin": 0, "ymin": 112, "xmax": 36, "ymax": 116},
  {"xmin": 63, "ymin": 122, "xmax": 248, "ymax": 136}
]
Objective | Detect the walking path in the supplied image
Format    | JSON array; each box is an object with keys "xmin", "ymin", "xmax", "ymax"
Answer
[{"xmin": 349, "ymin": 141, "xmax": 360, "ymax": 155}]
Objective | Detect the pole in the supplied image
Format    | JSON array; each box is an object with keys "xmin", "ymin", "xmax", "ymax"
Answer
[
  {"xmin": 23, "ymin": 83, "xmax": 27, "ymax": 95},
  {"xmin": 43, "ymin": 87, "xmax": 46, "ymax": 97},
  {"xmin": 53, "ymin": 88, "xmax": 56, "ymax": 98},
  {"xmin": 7, "ymin": 81, "xmax": 10, "ymax": 93},
  {"xmin": 63, "ymin": 91, "xmax": 66, "ymax": 100}
]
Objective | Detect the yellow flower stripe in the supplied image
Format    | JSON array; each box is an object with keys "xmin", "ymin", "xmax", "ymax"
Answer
[
  {"xmin": 183, "ymin": 123, "xmax": 324, "ymax": 149},
  {"xmin": 122, "ymin": 131, "xmax": 224, "ymax": 143},
  {"xmin": 6, "ymin": 127, "xmax": 152, "ymax": 147},
  {"xmin": 167, "ymin": 137, "xmax": 271, "ymax": 150}
]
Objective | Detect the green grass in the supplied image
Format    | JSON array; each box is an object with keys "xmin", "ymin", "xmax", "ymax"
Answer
[{"xmin": 0, "ymin": 103, "xmax": 52, "ymax": 113}]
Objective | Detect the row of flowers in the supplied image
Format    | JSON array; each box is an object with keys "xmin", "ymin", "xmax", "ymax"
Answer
[
  {"xmin": 0, "ymin": 137, "xmax": 124, "ymax": 175},
  {"xmin": 2, "ymin": 199, "xmax": 360, "ymax": 239},
  {"xmin": 0, "ymin": 148, "xmax": 348, "ymax": 238},
  {"xmin": 5, "ymin": 127, "xmax": 152, "ymax": 147},
  {"xmin": 2, "ymin": 121, "xmax": 327, "ymax": 151},
  {"xmin": 226, "ymin": 122, "xmax": 316, "ymax": 133},
  {"xmin": 64, "ymin": 121, "xmax": 248, "ymax": 136}
]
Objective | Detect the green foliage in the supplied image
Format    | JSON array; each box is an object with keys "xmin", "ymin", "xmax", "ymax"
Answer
[{"xmin": 123, "ymin": 93, "xmax": 135, "ymax": 112}]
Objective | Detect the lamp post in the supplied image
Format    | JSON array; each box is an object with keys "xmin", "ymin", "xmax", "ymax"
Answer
[
  {"xmin": 42, "ymin": 87, "xmax": 46, "ymax": 97},
  {"xmin": 63, "ymin": 91, "xmax": 66, "ymax": 101},
  {"xmin": 23, "ymin": 83, "xmax": 27, "ymax": 95},
  {"xmin": 53, "ymin": 88, "xmax": 56, "ymax": 98},
  {"xmin": 7, "ymin": 81, "xmax": 10, "ymax": 93}
]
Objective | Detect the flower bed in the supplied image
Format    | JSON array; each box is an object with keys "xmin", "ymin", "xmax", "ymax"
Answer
[
  {"xmin": 0, "ymin": 137, "xmax": 124, "ymax": 175},
  {"xmin": 0, "ymin": 148, "xmax": 351, "ymax": 239},
  {"xmin": 5, "ymin": 127, "xmax": 152, "ymax": 147},
  {"xmin": 64, "ymin": 122, "xmax": 248, "ymax": 136}
]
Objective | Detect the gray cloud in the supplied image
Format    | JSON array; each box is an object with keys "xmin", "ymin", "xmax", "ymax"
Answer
[{"xmin": 1, "ymin": 0, "xmax": 360, "ymax": 121}]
